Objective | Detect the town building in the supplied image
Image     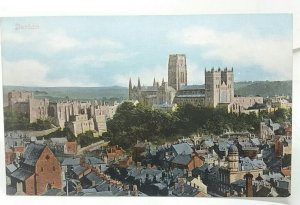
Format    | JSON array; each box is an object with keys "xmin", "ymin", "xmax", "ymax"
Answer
[{"xmin": 10, "ymin": 143, "xmax": 62, "ymax": 195}]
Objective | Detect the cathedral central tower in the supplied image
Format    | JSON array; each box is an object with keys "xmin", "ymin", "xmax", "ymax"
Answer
[{"xmin": 168, "ymin": 54, "xmax": 187, "ymax": 90}]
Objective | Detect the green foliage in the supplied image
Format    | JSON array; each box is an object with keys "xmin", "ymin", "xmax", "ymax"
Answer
[
  {"xmin": 76, "ymin": 131, "xmax": 102, "ymax": 147},
  {"xmin": 106, "ymin": 102, "xmax": 292, "ymax": 150},
  {"xmin": 4, "ymin": 111, "xmax": 30, "ymax": 131},
  {"xmin": 28, "ymin": 119, "xmax": 53, "ymax": 131},
  {"xmin": 106, "ymin": 102, "xmax": 179, "ymax": 149}
]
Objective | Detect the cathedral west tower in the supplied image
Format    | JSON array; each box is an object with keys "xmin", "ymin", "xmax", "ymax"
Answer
[{"xmin": 168, "ymin": 54, "xmax": 187, "ymax": 91}]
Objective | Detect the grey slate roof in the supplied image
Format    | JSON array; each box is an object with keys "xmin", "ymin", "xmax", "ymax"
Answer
[
  {"xmin": 73, "ymin": 165, "xmax": 87, "ymax": 175},
  {"xmin": 85, "ymin": 172, "xmax": 104, "ymax": 185},
  {"xmin": 201, "ymin": 140, "xmax": 214, "ymax": 148},
  {"xmin": 240, "ymin": 157, "xmax": 266, "ymax": 171},
  {"xmin": 180, "ymin": 85, "xmax": 205, "ymax": 90},
  {"xmin": 277, "ymin": 180, "xmax": 290, "ymax": 190},
  {"xmin": 61, "ymin": 157, "xmax": 81, "ymax": 166},
  {"xmin": 171, "ymin": 154, "xmax": 191, "ymax": 166},
  {"xmin": 6, "ymin": 163, "xmax": 17, "ymax": 174},
  {"xmin": 175, "ymin": 94, "xmax": 205, "ymax": 98},
  {"xmin": 50, "ymin": 137, "xmax": 68, "ymax": 144},
  {"xmin": 43, "ymin": 188, "xmax": 65, "ymax": 196},
  {"xmin": 250, "ymin": 138, "xmax": 261, "ymax": 146},
  {"xmin": 84, "ymin": 191, "xmax": 114, "ymax": 196},
  {"xmin": 6, "ymin": 185, "xmax": 17, "ymax": 195},
  {"xmin": 11, "ymin": 168, "xmax": 33, "ymax": 181},
  {"xmin": 192, "ymin": 163, "xmax": 210, "ymax": 175},
  {"xmin": 95, "ymin": 181, "xmax": 110, "ymax": 192},
  {"xmin": 171, "ymin": 183, "xmax": 199, "ymax": 197},
  {"xmin": 85, "ymin": 156, "xmax": 105, "ymax": 165},
  {"xmin": 23, "ymin": 143, "xmax": 46, "ymax": 166},
  {"xmin": 171, "ymin": 143, "xmax": 193, "ymax": 155}
]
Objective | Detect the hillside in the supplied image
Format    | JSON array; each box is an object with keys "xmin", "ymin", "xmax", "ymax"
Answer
[
  {"xmin": 234, "ymin": 81, "xmax": 292, "ymax": 97},
  {"xmin": 2, "ymin": 86, "xmax": 129, "ymax": 106},
  {"xmin": 2, "ymin": 80, "xmax": 292, "ymax": 106}
]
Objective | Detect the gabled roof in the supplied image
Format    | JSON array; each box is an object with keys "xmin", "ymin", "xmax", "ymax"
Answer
[
  {"xmin": 23, "ymin": 143, "xmax": 46, "ymax": 166},
  {"xmin": 10, "ymin": 168, "xmax": 34, "ymax": 181},
  {"xmin": 254, "ymin": 186, "xmax": 271, "ymax": 197},
  {"xmin": 180, "ymin": 85, "xmax": 205, "ymax": 90},
  {"xmin": 171, "ymin": 143, "xmax": 193, "ymax": 155},
  {"xmin": 240, "ymin": 157, "xmax": 266, "ymax": 171},
  {"xmin": 73, "ymin": 165, "xmax": 88, "ymax": 175},
  {"xmin": 84, "ymin": 172, "xmax": 104, "ymax": 185},
  {"xmin": 171, "ymin": 154, "xmax": 192, "ymax": 166},
  {"xmin": 85, "ymin": 157, "xmax": 105, "ymax": 165},
  {"xmin": 95, "ymin": 181, "xmax": 110, "ymax": 192},
  {"xmin": 61, "ymin": 157, "xmax": 81, "ymax": 166},
  {"xmin": 6, "ymin": 163, "xmax": 18, "ymax": 174},
  {"xmin": 277, "ymin": 180, "xmax": 290, "ymax": 190},
  {"xmin": 192, "ymin": 163, "xmax": 210, "ymax": 175},
  {"xmin": 50, "ymin": 137, "xmax": 68, "ymax": 144},
  {"xmin": 171, "ymin": 183, "xmax": 200, "ymax": 197},
  {"xmin": 250, "ymin": 138, "xmax": 261, "ymax": 146}
]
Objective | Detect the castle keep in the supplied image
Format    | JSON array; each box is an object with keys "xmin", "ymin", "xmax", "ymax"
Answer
[{"xmin": 129, "ymin": 54, "xmax": 262, "ymax": 112}]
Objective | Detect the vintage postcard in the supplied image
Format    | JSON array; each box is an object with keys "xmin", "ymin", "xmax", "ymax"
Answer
[{"xmin": 1, "ymin": 15, "xmax": 292, "ymax": 197}]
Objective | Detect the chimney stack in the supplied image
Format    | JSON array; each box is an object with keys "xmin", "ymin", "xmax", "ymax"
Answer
[{"xmin": 244, "ymin": 172, "xmax": 254, "ymax": 197}]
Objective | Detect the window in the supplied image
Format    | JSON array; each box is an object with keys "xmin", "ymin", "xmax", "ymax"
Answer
[
  {"xmin": 41, "ymin": 167, "xmax": 44, "ymax": 172},
  {"xmin": 53, "ymin": 166, "xmax": 55, "ymax": 171},
  {"xmin": 45, "ymin": 155, "xmax": 50, "ymax": 160}
]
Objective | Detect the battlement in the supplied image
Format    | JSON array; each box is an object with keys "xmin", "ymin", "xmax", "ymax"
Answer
[{"xmin": 205, "ymin": 67, "xmax": 234, "ymax": 73}]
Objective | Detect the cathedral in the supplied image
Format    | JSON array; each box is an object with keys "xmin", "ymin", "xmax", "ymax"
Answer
[{"xmin": 129, "ymin": 54, "xmax": 236, "ymax": 108}]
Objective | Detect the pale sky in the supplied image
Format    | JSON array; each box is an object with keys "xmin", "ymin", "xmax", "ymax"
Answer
[{"xmin": 1, "ymin": 14, "xmax": 292, "ymax": 87}]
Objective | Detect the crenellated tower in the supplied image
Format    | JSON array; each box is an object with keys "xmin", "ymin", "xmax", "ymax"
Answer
[{"xmin": 205, "ymin": 67, "xmax": 234, "ymax": 107}]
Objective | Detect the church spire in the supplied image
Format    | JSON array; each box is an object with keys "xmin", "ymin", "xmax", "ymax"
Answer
[
  {"xmin": 138, "ymin": 77, "xmax": 141, "ymax": 89},
  {"xmin": 129, "ymin": 78, "xmax": 132, "ymax": 90},
  {"xmin": 162, "ymin": 78, "xmax": 165, "ymax": 85},
  {"xmin": 153, "ymin": 78, "xmax": 156, "ymax": 87}
]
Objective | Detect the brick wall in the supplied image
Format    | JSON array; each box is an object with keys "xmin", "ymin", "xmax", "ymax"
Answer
[
  {"xmin": 34, "ymin": 146, "xmax": 62, "ymax": 195},
  {"xmin": 24, "ymin": 174, "xmax": 35, "ymax": 195}
]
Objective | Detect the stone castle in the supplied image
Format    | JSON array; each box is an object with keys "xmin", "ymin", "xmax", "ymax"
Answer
[
  {"xmin": 7, "ymin": 91, "xmax": 120, "ymax": 136},
  {"xmin": 129, "ymin": 54, "xmax": 263, "ymax": 112}
]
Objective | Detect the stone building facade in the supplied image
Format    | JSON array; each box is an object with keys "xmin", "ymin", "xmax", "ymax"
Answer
[
  {"xmin": 29, "ymin": 98, "xmax": 49, "ymax": 123},
  {"xmin": 218, "ymin": 145, "xmax": 264, "ymax": 196},
  {"xmin": 8, "ymin": 91, "xmax": 49, "ymax": 123},
  {"xmin": 168, "ymin": 54, "xmax": 187, "ymax": 91},
  {"xmin": 205, "ymin": 68, "xmax": 234, "ymax": 107},
  {"xmin": 7, "ymin": 90, "xmax": 114, "ymax": 136},
  {"xmin": 67, "ymin": 114, "xmax": 95, "ymax": 137}
]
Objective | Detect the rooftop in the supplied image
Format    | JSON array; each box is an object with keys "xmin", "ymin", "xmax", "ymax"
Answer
[{"xmin": 23, "ymin": 143, "xmax": 46, "ymax": 166}]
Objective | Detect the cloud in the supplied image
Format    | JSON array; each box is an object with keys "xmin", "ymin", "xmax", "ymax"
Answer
[
  {"xmin": 2, "ymin": 59, "xmax": 98, "ymax": 87},
  {"xmin": 168, "ymin": 26, "xmax": 292, "ymax": 80},
  {"xmin": 44, "ymin": 33, "xmax": 80, "ymax": 53},
  {"xmin": 187, "ymin": 61, "xmax": 205, "ymax": 85},
  {"xmin": 70, "ymin": 52, "xmax": 136, "ymax": 67},
  {"xmin": 113, "ymin": 65, "xmax": 167, "ymax": 87},
  {"xmin": 83, "ymin": 38, "xmax": 123, "ymax": 50},
  {"xmin": 114, "ymin": 61, "xmax": 205, "ymax": 87},
  {"xmin": 2, "ymin": 30, "xmax": 123, "ymax": 54}
]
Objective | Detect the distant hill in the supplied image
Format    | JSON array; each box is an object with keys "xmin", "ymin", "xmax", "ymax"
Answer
[
  {"xmin": 2, "ymin": 81, "xmax": 292, "ymax": 106},
  {"xmin": 234, "ymin": 81, "xmax": 292, "ymax": 97},
  {"xmin": 2, "ymin": 86, "xmax": 129, "ymax": 106}
]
